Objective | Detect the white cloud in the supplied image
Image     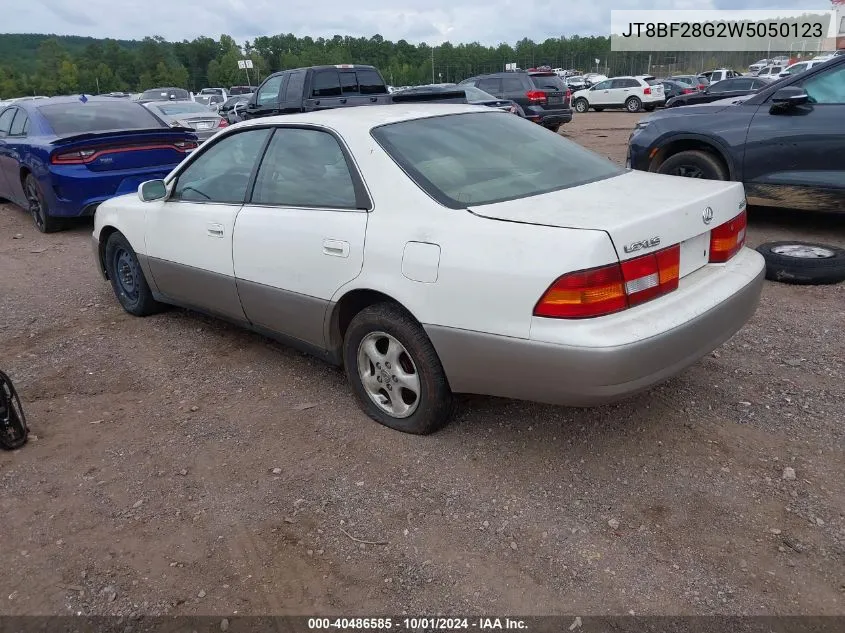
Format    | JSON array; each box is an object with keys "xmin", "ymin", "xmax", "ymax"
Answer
[{"xmin": 14, "ymin": 0, "xmax": 832, "ymax": 46}]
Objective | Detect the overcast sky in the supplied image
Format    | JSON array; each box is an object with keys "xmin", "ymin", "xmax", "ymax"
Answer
[{"xmin": 6, "ymin": 0, "xmax": 834, "ymax": 46}]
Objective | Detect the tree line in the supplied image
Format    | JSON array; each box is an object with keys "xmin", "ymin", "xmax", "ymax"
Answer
[{"xmin": 0, "ymin": 32, "xmax": 785, "ymax": 99}]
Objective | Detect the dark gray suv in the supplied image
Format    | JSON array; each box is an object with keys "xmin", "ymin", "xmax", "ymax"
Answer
[{"xmin": 458, "ymin": 71, "xmax": 572, "ymax": 129}]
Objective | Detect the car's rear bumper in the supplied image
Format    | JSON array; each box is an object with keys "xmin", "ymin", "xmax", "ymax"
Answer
[
  {"xmin": 47, "ymin": 165, "xmax": 178, "ymax": 217},
  {"xmin": 426, "ymin": 248, "xmax": 765, "ymax": 407},
  {"xmin": 525, "ymin": 107, "xmax": 573, "ymax": 127}
]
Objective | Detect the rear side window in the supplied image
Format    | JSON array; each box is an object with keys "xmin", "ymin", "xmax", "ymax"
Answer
[
  {"xmin": 372, "ymin": 112, "xmax": 622, "ymax": 209},
  {"xmin": 501, "ymin": 76, "xmax": 524, "ymax": 92},
  {"xmin": 284, "ymin": 71, "xmax": 306, "ymax": 101},
  {"xmin": 9, "ymin": 110, "xmax": 28, "ymax": 136},
  {"xmin": 529, "ymin": 74, "xmax": 565, "ymax": 90},
  {"xmin": 732, "ymin": 79, "xmax": 754, "ymax": 90},
  {"xmin": 312, "ymin": 71, "xmax": 342, "ymax": 97},
  {"xmin": 357, "ymin": 69, "xmax": 386, "ymax": 95},
  {"xmin": 0, "ymin": 108, "xmax": 16, "ymax": 135},
  {"xmin": 38, "ymin": 102, "xmax": 165, "ymax": 135}
]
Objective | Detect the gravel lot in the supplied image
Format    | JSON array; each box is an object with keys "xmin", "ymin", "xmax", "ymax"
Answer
[{"xmin": 1, "ymin": 111, "xmax": 844, "ymax": 617}]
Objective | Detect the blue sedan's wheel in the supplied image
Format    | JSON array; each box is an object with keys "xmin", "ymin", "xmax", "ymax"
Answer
[
  {"xmin": 23, "ymin": 174, "xmax": 60, "ymax": 233},
  {"xmin": 104, "ymin": 231, "xmax": 163, "ymax": 316}
]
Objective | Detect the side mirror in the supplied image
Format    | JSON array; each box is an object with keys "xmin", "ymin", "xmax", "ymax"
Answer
[
  {"xmin": 138, "ymin": 179, "xmax": 167, "ymax": 202},
  {"xmin": 770, "ymin": 87, "xmax": 809, "ymax": 112}
]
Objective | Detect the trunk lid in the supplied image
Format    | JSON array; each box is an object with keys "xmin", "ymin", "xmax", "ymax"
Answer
[
  {"xmin": 467, "ymin": 170, "xmax": 747, "ymax": 277},
  {"xmin": 50, "ymin": 129, "xmax": 197, "ymax": 172}
]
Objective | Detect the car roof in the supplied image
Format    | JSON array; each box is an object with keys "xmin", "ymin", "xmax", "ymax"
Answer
[{"xmin": 236, "ymin": 103, "xmax": 492, "ymax": 132}]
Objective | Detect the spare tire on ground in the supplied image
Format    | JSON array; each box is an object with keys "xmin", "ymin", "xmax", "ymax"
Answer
[{"xmin": 755, "ymin": 241, "xmax": 845, "ymax": 285}]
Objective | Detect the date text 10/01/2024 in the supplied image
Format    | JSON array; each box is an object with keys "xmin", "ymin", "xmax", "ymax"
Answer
[{"xmin": 307, "ymin": 618, "xmax": 528, "ymax": 630}]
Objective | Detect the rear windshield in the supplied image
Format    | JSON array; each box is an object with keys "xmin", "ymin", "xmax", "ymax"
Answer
[
  {"xmin": 229, "ymin": 87, "xmax": 254, "ymax": 95},
  {"xmin": 372, "ymin": 112, "xmax": 623, "ymax": 209},
  {"xmin": 141, "ymin": 88, "xmax": 190, "ymax": 100},
  {"xmin": 645, "ymin": 78, "xmax": 661, "ymax": 85},
  {"xmin": 157, "ymin": 102, "xmax": 211, "ymax": 115},
  {"xmin": 530, "ymin": 74, "xmax": 566, "ymax": 90},
  {"xmin": 38, "ymin": 101, "xmax": 164, "ymax": 135}
]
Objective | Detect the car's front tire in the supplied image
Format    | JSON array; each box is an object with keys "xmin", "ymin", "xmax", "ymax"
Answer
[
  {"xmin": 343, "ymin": 302, "xmax": 455, "ymax": 435},
  {"xmin": 573, "ymin": 98, "xmax": 589, "ymax": 113},
  {"xmin": 104, "ymin": 231, "xmax": 164, "ymax": 317},
  {"xmin": 23, "ymin": 174, "xmax": 61, "ymax": 233},
  {"xmin": 656, "ymin": 150, "xmax": 728, "ymax": 180}
]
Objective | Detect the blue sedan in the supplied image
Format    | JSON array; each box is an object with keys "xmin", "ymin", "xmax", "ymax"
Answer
[{"xmin": 0, "ymin": 96, "xmax": 199, "ymax": 232}]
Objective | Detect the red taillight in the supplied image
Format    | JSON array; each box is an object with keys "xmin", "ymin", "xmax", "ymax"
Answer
[
  {"xmin": 533, "ymin": 245, "xmax": 681, "ymax": 319},
  {"xmin": 217, "ymin": 119, "xmax": 228, "ymax": 128},
  {"xmin": 525, "ymin": 89, "xmax": 547, "ymax": 103},
  {"xmin": 681, "ymin": 88, "xmax": 695, "ymax": 94},
  {"xmin": 51, "ymin": 141, "xmax": 198, "ymax": 164},
  {"xmin": 698, "ymin": 84, "xmax": 707, "ymax": 90},
  {"xmin": 51, "ymin": 149, "xmax": 97, "ymax": 164},
  {"xmin": 565, "ymin": 89, "xmax": 571, "ymax": 100},
  {"xmin": 643, "ymin": 86, "xmax": 652, "ymax": 95},
  {"xmin": 709, "ymin": 210, "xmax": 747, "ymax": 263}
]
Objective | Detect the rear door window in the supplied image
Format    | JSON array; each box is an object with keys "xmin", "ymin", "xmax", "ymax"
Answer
[
  {"xmin": 501, "ymin": 76, "xmax": 524, "ymax": 93},
  {"xmin": 731, "ymin": 78, "xmax": 754, "ymax": 91},
  {"xmin": 312, "ymin": 71, "xmax": 342, "ymax": 97},
  {"xmin": 477, "ymin": 77, "xmax": 502, "ymax": 94},
  {"xmin": 283, "ymin": 71, "xmax": 306, "ymax": 101}
]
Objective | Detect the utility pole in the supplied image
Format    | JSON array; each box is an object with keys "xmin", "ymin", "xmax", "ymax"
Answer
[
  {"xmin": 431, "ymin": 46, "xmax": 435, "ymax": 83},
  {"xmin": 95, "ymin": 76, "xmax": 100, "ymax": 94}
]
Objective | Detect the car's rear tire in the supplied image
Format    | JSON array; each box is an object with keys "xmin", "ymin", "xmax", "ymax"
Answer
[
  {"xmin": 104, "ymin": 231, "xmax": 164, "ymax": 316},
  {"xmin": 756, "ymin": 242, "xmax": 845, "ymax": 285},
  {"xmin": 573, "ymin": 98, "xmax": 589, "ymax": 113},
  {"xmin": 625, "ymin": 96, "xmax": 642, "ymax": 112},
  {"xmin": 656, "ymin": 150, "xmax": 728, "ymax": 180},
  {"xmin": 23, "ymin": 174, "xmax": 61, "ymax": 233},
  {"xmin": 343, "ymin": 302, "xmax": 455, "ymax": 435}
]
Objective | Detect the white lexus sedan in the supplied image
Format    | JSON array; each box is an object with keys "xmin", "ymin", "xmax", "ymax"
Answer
[{"xmin": 92, "ymin": 104, "xmax": 765, "ymax": 435}]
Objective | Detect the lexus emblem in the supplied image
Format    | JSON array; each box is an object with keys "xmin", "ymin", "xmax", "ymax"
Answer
[{"xmin": 702, "ymin": 207, "xmax": 714, "ymax": 225}]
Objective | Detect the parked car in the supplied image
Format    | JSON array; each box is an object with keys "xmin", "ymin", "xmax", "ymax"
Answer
[
  {"xmin": 666, "ymin": 76, "xmax": 773, "ymax": 107},
  {"xmin": 701, "ymin": 69, "xmax": 740, "ymax": 83},
  {"xmin": 142, "ymin": 100, "xmax": 228, "ymax": 142},
  {"xmin": 391, "ymin": 84, "xmax": 526, "ymax": 116},
  {"xmin": 0, "ymin": 96, "xmax": 197, "ymax": 232},
  {"xmin": 748, "ymin": 59, "xmax": 773, "ymax": 73},
  {"xmin": 669, "ymin": 75, "xmax": 709, "ymax": 91},
  {"xmin": 243, "ymin": 65, "xmax": 391, "ymax": 120},
  {"xmin": 571, "ymin": 76, "xmax": 665, "ymax": 113},
  {"xmin": 458, "ymin": 70, "xmax": 572, "ymax": 128},
  {"xmin": 778, "ymin": 58, "xmax": 830, "ymax": 77},
  {"xmin": 755, "ymin": 65, "xmax": 784, "ymax": 79},
  {"xmin": 564, "ymin": 75, "xmax": 587, "ymax": 91},
  {"xmin": 92, "ymin": 103, "xmax": 764, "ymax": 434},
  {"xmin": 583, "ymin": 73, "xmax": 608, "ymax": 87},
  {"xmin": 199, "ymin": 87, "xmax": 228, "ymax": 102},
  {"xmin": 137, "ymin": 87, "xmax": 191, "ymax": 103},
  {"xmin": 219, "ymin": 95, "xmax": 250, "ymax": 123},
  {"xmin": 628, "ymin": 54, "xmax": 845, "ymax": 213},
  {"xmin": 660, "ymin": 79, "xmax": 698, "ymax": 100}
]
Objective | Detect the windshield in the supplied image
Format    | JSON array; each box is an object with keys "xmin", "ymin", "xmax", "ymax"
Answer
[
  {"xmin": 157, "ymin": 102, "xmax": 212, "ymax": 116},
  {"xmin": 372, "ymin": 111, "xmax": 623, "ymax": 209},
  {"xmin": 38, "ymin": 101, "xmax": 164, "ymax": 135},
  {"xmin": 462, "ymin": 86, "xmax": 497, "ymax": 101}
]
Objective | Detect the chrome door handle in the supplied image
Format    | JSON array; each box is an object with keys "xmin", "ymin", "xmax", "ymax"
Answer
[
  {"xmin": 207, "ymin": 223, "xmax": 224, "ymax": 237},
  {"xmin": 323, "ymin": 239, "xmax": 349, "ymax": 258}
]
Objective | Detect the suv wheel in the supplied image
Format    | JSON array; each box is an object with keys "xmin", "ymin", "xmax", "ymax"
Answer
[
  {"xmin": 625, "ymin": 96, "xmax": 642, "ymax": 112},
  {"xmin": 573, "ymin": 98, "xmax": 589, "ymax": 113},
  {"xmin": 656, "ymin": 150, "xmax": 728, "ymax": 180}
]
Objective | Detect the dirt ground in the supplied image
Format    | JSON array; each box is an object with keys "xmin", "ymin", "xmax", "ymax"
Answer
[{"xmin": 1, "ymin": 112, "xmax": 844, "ymax": 618}]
